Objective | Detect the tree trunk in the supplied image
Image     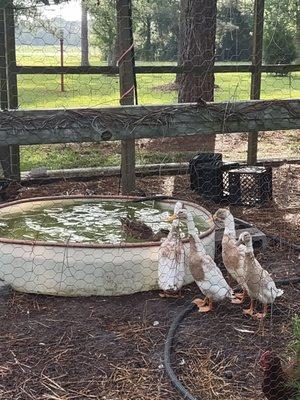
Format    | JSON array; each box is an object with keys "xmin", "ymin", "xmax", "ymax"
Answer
[
  {"xmin": 296, "ymin": 4, "xmax": 300, "ymax": 63},
  {"xmin": 178, "ymin": 0, "xmax": 217, "ymax": 103},
  {"xmin": 143, "ymin": 17, "xmax": 151, "ymax": 61},
  {"xmin": 107, "ymin": 43, "xmax": 118, "ymax": 67},
  {"xmin": 175, "ymin": 0, "xmax": 217, "ymax": 152},
  {"xmin": 175, "ymin": 0, "xmax": 186, "ymax": 84},
  {"xmin": 81, "ymin": 0, "xmax": 89, "ymax": 67}
]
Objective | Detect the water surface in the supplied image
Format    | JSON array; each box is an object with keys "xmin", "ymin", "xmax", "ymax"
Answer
[{"xmin": 0, "ymin": 200, "xmax": 208, "ymax": 244}]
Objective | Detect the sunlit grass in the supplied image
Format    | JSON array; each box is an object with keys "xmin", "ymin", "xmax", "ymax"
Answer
[
  {"xmin": 15, "ymin": 45, "xmax": 300, "ymax": 171},
  {"xmin": 16, "ymin": 45, "xmax": 300, "ymax": 109}
]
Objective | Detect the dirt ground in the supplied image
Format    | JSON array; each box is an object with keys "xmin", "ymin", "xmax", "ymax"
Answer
[{"xmin": 0, "ymin": 163, "xmax": 299, "ymax": 400}]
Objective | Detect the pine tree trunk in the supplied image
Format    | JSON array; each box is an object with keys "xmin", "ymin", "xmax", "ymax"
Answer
[
  {"xmin": 176, "ymin": 0, "xmax": 217, "ymax": 152},
  {"xmin": 81, "ymin": 0, "xmax": 89, "ymax": 67},
  {"xmin": 178, "ymin": 0, "xmax": 217, "ymax": 103}
]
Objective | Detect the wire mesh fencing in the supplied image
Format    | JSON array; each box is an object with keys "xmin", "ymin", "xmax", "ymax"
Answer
[
  {"xmin": 0, "ymin": 0, "xmax": 299, "ymax": 399},
  {"xmin": 0, "ymin": 164, "xmax": 299, "ymax": 400}
]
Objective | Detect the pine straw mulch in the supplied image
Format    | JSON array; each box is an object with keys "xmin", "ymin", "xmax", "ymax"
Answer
[
  {"xmin": 0, "ymin": 282, "xmax": 299, "ymax": 400},
  {"xmin": 0, "ymin": 162, "xmax": 299, "ymax": 400}
]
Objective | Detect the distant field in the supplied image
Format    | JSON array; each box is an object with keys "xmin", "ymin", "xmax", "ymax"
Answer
[
  {"xmin": 16, "ymin": 45, "xmax": 300, "ymax": 109},
  {"xmin": 12, "ymin": 45, "xmax": 300, "ymax": 172}
]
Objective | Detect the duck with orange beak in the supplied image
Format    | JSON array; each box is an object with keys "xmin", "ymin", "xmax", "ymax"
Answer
[
  {"xmin": 169, "ymin": 209, "xmax": 234, "ymax": 312},
  {"xmin": 158, "ymin": 201, "xmax": 186, "ymax": 298},
  {"xmin": 212, "ymin": 208, "xmax": 249, "ymax": 306}
]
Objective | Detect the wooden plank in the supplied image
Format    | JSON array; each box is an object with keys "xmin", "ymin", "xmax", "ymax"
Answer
[
  {"xmin": 117, "ymin": 0, "xmax": 136, "ymax": 194},
  {"xmin": 14, "ymin": 64, "xmax": 300, "ymax": 75},
  {"xmin": 247, "ymin": 0, "xmax": 265, "ymax": 165},
  {"xmin": 0, "ymin": 99, "xmax": 299, "ymax": 146},
  {"xmin": 3, "ymin": 3, "xmax": 20, "ymax": 181}
]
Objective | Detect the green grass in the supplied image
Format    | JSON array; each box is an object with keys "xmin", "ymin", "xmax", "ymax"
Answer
[
  {"xmin": 15, "ymin": 45, "xmax": 300, "ymax": 171},
  {"xmin": 16, "ymin": 45, "xmax": 300, "ymax": 109},
  {"xmin": 289, "ymin": 316, "xmax": 300, "ymax": 393},
  {"xmin": 21, "ymin": 143, "xmax": 195, "ymax": 171}
]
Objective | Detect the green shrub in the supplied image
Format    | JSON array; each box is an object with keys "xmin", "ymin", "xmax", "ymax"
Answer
[{"xmin": 264, "ymin": 23, "xmax": 297, "ymax": 69}]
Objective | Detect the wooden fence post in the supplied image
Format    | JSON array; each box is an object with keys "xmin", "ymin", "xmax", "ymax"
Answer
[
  {"xmin": 116, "ymin": 0, "xmax": 136, "ymax": 194},
  {"xmin": 247, "ymin": 0, "xmax": 265, "ymax": 165},
  {"xmin": 0, "ymin": 7, "xmax": 12, "ymax": 178},
  {"xmin": 4, "ymin": 3, "xmax": 20, "ymax": 181}
]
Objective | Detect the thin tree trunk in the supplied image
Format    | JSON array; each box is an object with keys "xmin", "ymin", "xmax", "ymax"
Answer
[
  {"xmin": 295, "ymin": 3, "xmax": 300, "ymax": 63},
  {"xmin": 175, "ymin": 0, "xmax": 186, "ymax": 84},
  {"xmin": 143, "ymin": 17, "xmax": 151, "ymax": 61},
  {"xmin": 107, "ymin": 37, "xmax": 119, "ymax": 67},
  {"xmin": 81, "ymin": 0, "xmax": 89, "ymax": 66}
]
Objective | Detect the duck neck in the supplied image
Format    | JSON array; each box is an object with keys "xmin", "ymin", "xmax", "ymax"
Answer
[
  {"xmin": 186, "ymin": 213, "xmax": 206, "ymax": 252},
  {"xmin": 186, "ymin": 212, "xmax": 197, "ymax": 236},
  {"xmin": 224, "ymin": 213, "xmax": 236, "ymax": 238},
  {"xmin": 245, "ymin": 241, "xmax": 254, "ymax": 254},
  {"xmin": 170, "ymin": 219, "xmax": 180, "ymax": 235}
]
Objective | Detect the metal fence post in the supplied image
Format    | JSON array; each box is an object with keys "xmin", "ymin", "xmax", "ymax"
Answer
[
  {"xmin": 117, "ymin": 0, "xmax": 136, "ymax": 194},
  {"xmin": 247, "ymin": 0, "xmax": 265, "ymax": 165}
]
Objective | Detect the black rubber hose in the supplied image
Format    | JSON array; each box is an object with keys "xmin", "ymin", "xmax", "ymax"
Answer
[
  {"xmin": 266, "ymin": 234, "xmax": 300, "ymax": 252},
  {"xmin": 275, "ymin": 276, "xmax": 300, "ymax": 286},
  {"xmin": 164, "ymin": 303, "xmax": 199, "ymax": 400},
  {"xmin": 164, "ymin": 276, "xmax": 299, "ymax": 400}
]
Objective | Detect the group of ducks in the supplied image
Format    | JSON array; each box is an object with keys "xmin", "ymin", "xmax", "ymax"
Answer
[{"xmin": 157, "ymin": 202, "xmax": 283, "ymax": 319}]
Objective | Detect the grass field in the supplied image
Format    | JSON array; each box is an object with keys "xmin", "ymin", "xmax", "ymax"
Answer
[
  {"xmin": 17, "ymin": 45, "xmax": 300, "ymax": 109},
  {"xmin": 13, "ymin": 46, "xmax": 300, "ymax": 171}
]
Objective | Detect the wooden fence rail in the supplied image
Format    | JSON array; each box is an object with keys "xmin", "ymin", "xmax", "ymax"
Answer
[
  {"xmin": 0, "ymin": 99, "xmax": 299, "ymax": 146},
  {"xmin": 14, "ymin": 64, "xmax": 300, "ymax": 75}
]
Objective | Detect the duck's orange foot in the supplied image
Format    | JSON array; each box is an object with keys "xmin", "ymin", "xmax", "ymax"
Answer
[
  {"xmin": 253, "ymin": 312, "xmax": 267, "ymax": 320},
  {"xmin": 242, "ymin": 299, "xmax": 254, "ymax": 317},
  {"xmin": 193, "ymin": 298, "xmax": 212, "ymax": 313},
  {"xmin": 234, "ymin": 292, "xmax": 244, "ymax": 299},
  {"xmin": 192, "ymin": 298, "xmax": 207, "ymax": 309},
  {"xmin": 243, "ymin": 307, "xmax": 254, "ymax": 316},
  {"xmin": 231, "ymin": 297, "xmax": 244, "ymax": 304},
  {"xmin": 198, "ymin": 305, "xmax": 213, "ymax": 313},
  {"xmin": 253, "ymin": 304, "xmax": 268, "ymax": 320}
]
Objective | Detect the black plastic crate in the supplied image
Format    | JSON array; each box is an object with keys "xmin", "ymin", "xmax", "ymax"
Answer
[
  {"xmin": 228, "ymin": 166, "xmax": 272, "ymax": 206},
  {"xmin": 189, "ymin": 153, "xmax": 239, "ymax": 203},
  {"xmin": 0, "ymin": 179, "xmax": 11, "ymax": 200}
]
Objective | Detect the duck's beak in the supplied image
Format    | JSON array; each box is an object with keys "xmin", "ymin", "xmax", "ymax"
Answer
[
  {"xmin": 167, "ymin": 214, "xmax": 178, "ymax": 222},
  {"xmin": 207, "ymin": 213, "xmax": 218, "ymax": 224},
  {"xmin": 212, "ymin": 212, "xmax": 220, "ymax": 222}
]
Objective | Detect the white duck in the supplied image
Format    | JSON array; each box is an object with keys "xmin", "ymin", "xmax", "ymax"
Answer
[
  {"xmin": 237, "ymin": 231, "xmax": 284, "ymax": 319},
  {"xmin": 170, "ymin": 209, "xmax": 234, "ymax": 312},
  {"xmin": 212, "ymin": 208, "xmax": 248, "ymax": 304},
  {"xmin": 158, "ymin": 201, "xmax": 186, "ymax": 298}
]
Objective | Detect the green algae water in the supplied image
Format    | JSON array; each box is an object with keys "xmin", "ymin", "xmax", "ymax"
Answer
[{"xmin": 0, "ymin": 200, "xmax": 208, "ymax": 244}]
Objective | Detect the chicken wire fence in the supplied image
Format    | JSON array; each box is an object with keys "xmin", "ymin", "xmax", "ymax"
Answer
[
  {"xmin": 0, "ymin": 169, "xmax": 299, "ymax": 400},
  {"xmin": 0, "ymin": 0, "xmax": 299, "ymax": 399},
  {"xmin": 0, "ymin": 0, "xmax": 299, "ymax": 178}
]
